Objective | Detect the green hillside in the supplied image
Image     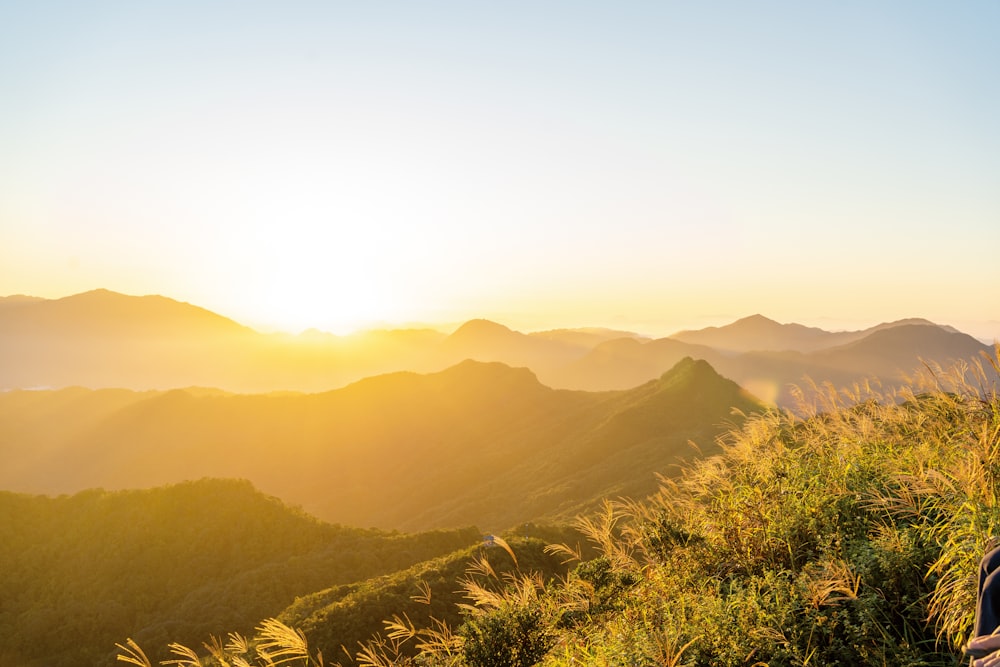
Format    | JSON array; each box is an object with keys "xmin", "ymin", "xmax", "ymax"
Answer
[
  {"xmin": 115, "ymin": 352, "xmax": 999, "ymax": 667},
  {"xmin": 0, "ymin": 479, "xmax": 479, "ymax": 667},
  {"xmin": 280, "ymin": 527, "xmax": 586, "ymax": 664}
]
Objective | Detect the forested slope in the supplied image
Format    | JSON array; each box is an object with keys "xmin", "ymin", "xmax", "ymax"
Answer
[{"xmin": 0, "ymin": 479, "xmax": 479, "ymax": 667}]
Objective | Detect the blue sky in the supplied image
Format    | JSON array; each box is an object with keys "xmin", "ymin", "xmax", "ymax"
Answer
[{"xmin": 1, "ymin": 2, "xmax": 997, "ymax": 337}]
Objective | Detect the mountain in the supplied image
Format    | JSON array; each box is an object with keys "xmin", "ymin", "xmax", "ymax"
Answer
[
  {"xmin": 669, "ymin": 314, "xmax": 963, "ymax": 354},
  {"xmin": 551, "ymin": 336, "xmax": 724, "ymax": 391},
  {"xmin": 528, "ymin": 327, "xmax": 643, "ymax": 348},
  {"xmin": 671, "ymin": 314, "xmax": 836, "ymax": 353},
  {"xmin": 0, "ymin": 479, "xmax": 480, "ymax": 667},
  {"xmin": 0, "ymin": 290, "xmax": 450, "ymax": 391},
  {"xmin": 554, "ymin": 322, "xmax": 994, "ymax": 408},
  {"xmin": 445, "ymin": 357, "xmax": 760, "ymax": 526},
  {"xmin": 0, "ymin": 293, "xmax": 605, "ymax": 392},
  {"xmin": 0, "ymin": 294, "xmax": 45, "ymax": 306},
  {"xmin": 436, "ymin": 318, "xmax": 592, "ymax": 382},
  {"xmin": 808, "ymin": 324, "xmax": 990, "ymax": 377},
  {"xmin": 0, "ymin": 359, "xmax": 765, "ymax": 531},
  {"xmin": 1, "ymin": 290, "xmax": 990, "ymax": 409},
  {"xmin": 0, "ymin": 386, "xmax": 158, "ymax": 489},
  {"xmin": 0, "ymin": 288, "xmax": 252, "ymax": 338},
  {"xmin": 0, "ymin": 290, "xmax": 259, "ymax": 390},
  {"xmin": 715, "ymin": 324, "xmax": 993, "ymax": 408}
]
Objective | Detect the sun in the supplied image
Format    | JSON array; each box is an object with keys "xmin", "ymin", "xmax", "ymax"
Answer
[{"xmin": 246, "ymin": 268, "xmax": 405, "ymax": 335}]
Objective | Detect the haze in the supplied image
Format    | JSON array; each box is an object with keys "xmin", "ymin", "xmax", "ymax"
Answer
[{"xmin": 1, "ymin": 2, "xmax": 998, "ymax": 339}]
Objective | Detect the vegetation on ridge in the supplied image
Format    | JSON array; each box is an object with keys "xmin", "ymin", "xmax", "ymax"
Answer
[{"xmin": 117, "ymin": 351, "xmax": 1000, "ymax": 666}]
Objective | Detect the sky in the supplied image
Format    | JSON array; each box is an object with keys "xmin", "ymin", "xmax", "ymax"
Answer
[{"xmin": 1, "ymin": 1, "xmax": 998, "ymax": 339}]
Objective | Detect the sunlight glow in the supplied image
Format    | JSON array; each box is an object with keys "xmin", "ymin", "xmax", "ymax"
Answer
[{"xmin": 0, "ymin": 2, "xmax": 997, "ymax": 336}]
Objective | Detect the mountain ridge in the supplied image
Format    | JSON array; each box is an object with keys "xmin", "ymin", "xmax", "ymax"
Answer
[
  {"xmin": 0, "ymin": 358, "xmax": 764, "ymax": 531},
  {"xmin": 0, "ymin": 289, "xmax": 991, "ymax": 409},
  {"xmin": 0, "ymin": 288, "xmax": 253, "ymax": 338}
]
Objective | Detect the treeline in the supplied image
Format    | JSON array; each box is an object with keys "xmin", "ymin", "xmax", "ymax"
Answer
[{"xmin": 0, "ymin": 479, "xmax": 479, "ymax": 667}]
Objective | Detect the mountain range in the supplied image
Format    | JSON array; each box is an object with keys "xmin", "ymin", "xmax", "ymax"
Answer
[
  {"xmin": 0, "ymin": 357, "xmax": 762, "ymax": 531},
  {"xmin": 1, "ymin": 290, "xmax": 994, "ymax": 408},
  {"xmin": 3, "ymin": 290, "xmax": 998, "ymax": 667}
]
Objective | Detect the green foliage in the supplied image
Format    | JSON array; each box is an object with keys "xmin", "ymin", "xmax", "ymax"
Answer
[
  {"xmin": 460, "ymin": 606, "xmax": 552, "ymax": 667},
  {"xmin": 285, "ymin": 534, "xmax": 571, "ymax": 665},
  {"xmin": 0, "ymin": 479, "xmax": 479, "ymax": 667}
]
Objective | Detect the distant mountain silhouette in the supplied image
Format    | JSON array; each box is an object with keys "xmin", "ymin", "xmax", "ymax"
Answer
[
  {"xmin": 0, "ymin": 288, "xmax": 253, "ymax": 338},
  {"xmin": 437, "ymin": 318, "xmax": 590, "ymax": 379},
  {"xmin": 446, "ymin": 318, "xmax": 518, "ymax": 344},
  {"xmin": 671, "ymin": 314, "xmax": 835, "ymax": 353},
  {"xmin": 559, "ymin": 321, "xmax": 994, "ymax": 407},
  {"xmin": 809, "ymin": 324, "xmax": 989, "ymax": 376},
  {"xmin": 0, "ymin": 359, "xmax": 764, "ymax": 531},
  {"xmin": 0, "ymin": 290, "xmax": 992, "ymax": 409},
  {"xmin": 670, "ymin": 314, "xmax": 965, "ymax": 354},
  {"xmin": 0, "ymin": 291, "xmax": 451, "ymax": 391},
  {"xmin": 528, "ymin": 327, "xmax": 643, "ymax": 348},
  {"xmin": 0, "ymin": 294, "xmax": 45, "ymax": 306},
  {"xmin": 552, "ymin": 336, "xmax": 722, "ymax": 391},
  {"xmin": 0, "ymin": 294, "xmax": 602, "ymax": 391}
]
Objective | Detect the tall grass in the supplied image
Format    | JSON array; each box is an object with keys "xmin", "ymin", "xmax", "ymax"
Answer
[
  {"xmin": 537, "ymin": 349, "xmax": 999, "ymax": 666},
  {"xmin": 117, "ymin": 619, "xmax": 322, "ymax": 667}
]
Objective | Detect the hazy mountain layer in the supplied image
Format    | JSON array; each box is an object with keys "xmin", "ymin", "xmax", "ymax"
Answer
[
  {"xmin": 0, "ymin": 358, "xmax": 763, "ymax": 531},
  {"xmin": 2, "ymin": 290, "xmax": 990, "ymax": 409},
  {"xmin": 669, "ymin": 313, "xmax": 963, "ymax": 353},
  {"xmin": 560, "ymin": 324, "xmax": 993, "ymax": 405}
]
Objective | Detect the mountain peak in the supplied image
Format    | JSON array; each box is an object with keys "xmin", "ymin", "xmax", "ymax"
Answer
[
  {"xmin": 449, "ymin": 319, "xmax": 515, "ymax": 339},
  {"xmin": 1, "ymin": 288, "xmax": 252, "ymax": 338},
  {"xmin": 657, "ymin": 356, "xmax": 725, "ymax": 388},
  {"xmin": 671, "ymin": 315, "xmax": 831, "ymax": 353},
  {"xmin": 868, "ymin": 318, "xmax": 957, "ymax": 334},
  {"xmin": 74, "ymin": 287, "xmax": 122, "ymax": 298},
  {"xmin": 438, "ymin": 359, "xmax": 543, "ymax": 388},
  {"xmin": 443, "ymin": 320, "xmax": 523, "ymax": 354},
  {"xmin": 734, "ymin": 314, "xmax": 781, "ymax": 327},
  {"xmin": 0, "ymin": 294, "xmax": 45, "ymax": 307}
]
